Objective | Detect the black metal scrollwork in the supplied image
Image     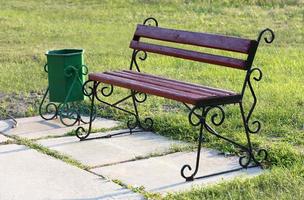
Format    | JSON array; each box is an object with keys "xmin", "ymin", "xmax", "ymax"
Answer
[
  {"xmin": 75, "ymin": 80, "xmax": 98, "ymax": 140},
  {"xmin": 94, "ymin": 82, "xmax": 114, "ymax": 103},
  {"xmin": 143, "ymin": 17, "xmax": 158, "ymax": 27},
  {"xmin": 240, "ymin": 69, "xmax": 268, "ymax": 166},
  {"xmin": 182, "ymin": 103, "xmax": 268, "ymax": 180},
  {"xmin": 82, "ymin": 80, "xmax": 96, "ymax": 97},
  {"xmin": 182, "ymin": 106, "xmax": 205, "ymax": 181},
  {"xmin": 127, "ymin": 114, "xmax": 153, "ymax": 132},
  {"xmin": 39, "ymin": 87, "xmax": 58, "ymax": 120},
  {"xmin": 188, "ymin": 106, "xmax": 202, "ymax": 126},
  {"xmin": 140, "ymin": 117, "xmax": 154, "ymax": 131},
  {"xmin": 181, "ymin": 164, "xmax": 195, "ymax": 181},
  {"xmin": 127, "ymin": 115, "xmax": 139, "ymax": 130},
  {"xmin": 131, "ymin": 50, "xmax": 147, "ymax": 72},
  {"xmin": 44, "ymin": 63, "xmax": 48, "ymax": 73},
  {"xmin": 188, "ymin": 105, "xmax": 225, "ymax": 128},
  {"xmin": 75, "ymin": 126, "xmax": 88, "ymax": 140},
  {"xmin": 134, "ymin": 92, "xmax": 147, "ymax": 103},
  {"xmin": 239, "ymin": 151, "xmax": 252, "ymax": 167},
  {"xmin": 205, "ymin": 106, "xmax": 225, "ymax": 127},
  {"xmin": 242, "ymin": 28, "xmax": 274, "ymax": 134},
  {"xmin": 246, "ymin": 68, "xmax": 262, "ymax": 133},
  {"xmin": 257, "ymin": 28, "xmax": 275, "ymax": 44},
  {"xmin": 255, "ymin": 148, "xmax": 268, "ymax": 164},
  {"xmin": 239, "ymin": 148, "xmax": 268, "ymax": 168},
  {"xmin": 130, "ymin": 17, "xmax": 158, "ymax": 72},
  {"xmin": 100, "ymin": 83, "xmax": 114, "ymax": 97},
  {"xmin": 237, "ymin": 28, "xmax": 274, "ymax": 168}
]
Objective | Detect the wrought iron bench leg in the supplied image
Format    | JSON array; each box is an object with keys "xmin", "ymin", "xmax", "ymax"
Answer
[
  {"xmin": 181, "ymin": 122, "xmax": 204, "ymax": 181},
  {"xmin": 74, "ymin": 80, "xmax": 154, "ymax": 141},
  {"xmin": 180, "ymin": 104, "xmax": 267, "ymax": 181},
  {"xmin": 129, "ymin": 90, "xmax": 153, "ymax": 132},
  {"xmin": 75, "ymin": 81, "xmax": 97, "ymax": 140},
  {"xmin": 238, "ymin": 102, "xmax": 268, "ymax": 167}
]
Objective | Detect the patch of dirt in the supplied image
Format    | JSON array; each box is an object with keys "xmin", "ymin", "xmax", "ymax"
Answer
[
  {"xmin": 294, "ymin": 146, "xmax": 304, "ymax": 155},
  {"xmin": 0, "ymin": 91, "xmax": 43, "ymax": 120}
]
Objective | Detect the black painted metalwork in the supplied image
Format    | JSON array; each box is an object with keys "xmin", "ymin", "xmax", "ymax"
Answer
[
  {"xmin": 74, "ymin": 18, "xmax": 158, "ymax": 140},
  {"xmin": 75, "ymin": 81, "xmax": 153, "ymax": 140},
  {"xmin": 181, "ymin": 103, "xmax": 269, "ymax": 181},
  {"xmin": 74, "ymin": 17, "xmax": 274, "ymax": 182},
  {"xmin": 143, "ymin": 17, "xmax": 159, "ymax": 27},
  {"xmin": 179, "ymin": 28, "xmax": 274, "ymax": 181}
]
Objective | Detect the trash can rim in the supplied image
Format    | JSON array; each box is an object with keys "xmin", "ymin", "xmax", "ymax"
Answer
[{"xmin": 46, "ymin": 49, "xmax": 84, "ymax": 56}]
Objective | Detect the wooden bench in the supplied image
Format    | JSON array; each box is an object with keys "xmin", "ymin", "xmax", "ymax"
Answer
[{"xmin": 76, "ymin": 17, "xmax": 275, "ymax": 181}]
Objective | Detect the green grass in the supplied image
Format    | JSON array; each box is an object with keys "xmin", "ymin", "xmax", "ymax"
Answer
[
  {"xmin": 0, "ymin": 0, "xmax": 303, "ymax": 199},
  {"xmin": 164, "ymin": 162, "xmax": 304, "ymax": 200}
]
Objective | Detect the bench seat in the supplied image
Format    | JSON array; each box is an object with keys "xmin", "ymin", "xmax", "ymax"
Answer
[{"xmin": 89, "ymin": 70, "xmax": 242, "ymax": 106}]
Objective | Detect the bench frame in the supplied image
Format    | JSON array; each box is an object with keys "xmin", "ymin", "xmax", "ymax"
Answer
[{"xmin": 75, "ymin": 18, "xmax": 274, "ymax": 181}]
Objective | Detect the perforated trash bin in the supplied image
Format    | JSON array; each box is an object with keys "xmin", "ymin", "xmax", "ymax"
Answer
[{"xmin": 45, "ymin": 49, "xmax": 85, "ymax": 103}]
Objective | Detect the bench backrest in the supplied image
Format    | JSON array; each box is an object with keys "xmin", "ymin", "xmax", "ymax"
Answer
[{"xmin": 129, "ymin": 23, "xmax": 260, "ymax": 70}]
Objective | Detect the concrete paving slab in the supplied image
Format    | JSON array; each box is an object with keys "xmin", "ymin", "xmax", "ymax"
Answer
[
  {"xmin": 92, "ymin": 150, "xmax": 263, "ymax": 194},
  {"xmin": 0, "ymin": 116, "xmax": 119, "ymax": 139},
  {"xmin": 0, "ymin": 134, "xmax": 10, "ymax": 143},
  {"xmin": 0, "ymin": 144, "xmax": 142, "ymax": 200},
  {"xmin": 37, "ymin": 130, "xmax": 186, "ymax": 167}
]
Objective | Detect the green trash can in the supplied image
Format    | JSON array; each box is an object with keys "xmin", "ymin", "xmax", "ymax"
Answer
[{"xmin": 46, "ymin": 49, "xmax": 86, "ymax": 103}]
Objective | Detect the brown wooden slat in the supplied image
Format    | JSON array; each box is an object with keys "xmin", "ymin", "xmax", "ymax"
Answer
[
  {"xmin": 111, "ymin": 71, "xmax": 234, "ymax": 97},
  {"xmin": 134, "ymin": 24, "xmax": 255, "ymax": 54},
  {"xmin": 89, "ymin": 73, "xmax": 204, "ymax": 104},
  {"xmin": 115, "ymin": 71, "xmax": 242, "ymax": 104},
  {"xmin": 105, "ymin": 71, "xmax": 212, "ymax": 97},
  {"xmin": 121, "ymin": 70, "xmax": 235, "ymax": 95},
  {"xmin": 130, "ymin": 41, "xmax": 247, "ymax": 70},
  {"xmin": 115, "ymin": 71, "xmax": 217, "ymax": 96},
  {"xmin": 89, "ymin": 71, "xmax": 242, "ymax": 105}
]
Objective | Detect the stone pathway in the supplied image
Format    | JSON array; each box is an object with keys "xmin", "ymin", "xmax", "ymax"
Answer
[
  {"xmin": 92, "ymin": 151, "xmax": 262, "ymax": 193},
  {"xmin": 0, "ymin": 116, "xmax": 118, "ymax": 139},
  {"xmin": 37, "ymin": 130, "xmax": 185, "ymax": 166},
  {"xmin": 0, "ymin": 144, "xmax": 142, "ymax": 200},
  {"xmin": 0, "ymin": 116, "xmax": 264, "ymax": 199}
]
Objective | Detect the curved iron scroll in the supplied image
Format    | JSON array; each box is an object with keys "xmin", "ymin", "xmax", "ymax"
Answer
[
  {"xmin": 130, "ymin": 50, "xmax": 147, "ymax": 72},
  {"xmin": 75, "ymin": 80, "xmax": 97, "ymax": 140},
  {"xmin": 239, "ymin": 148, "xmax": 268, "ymax": 168},
  {"xmin": 181, "ymin": 104, "xmax": 268, "ymax": 181},
  {"xmin": 125, "ymin": 17, "xmax": 158, "ymax": 131},
  {"xmin": 181, "ymin": 106, "xmax": 225, "ymax": 181},
  {"xmin": 188, "ymin": 105, "xmax": 225, "ymax": 127},
  {"xmin": 245, "ymin": 68, "xmax": 262, "ymax": 133},
  {"xmin": 75, "ymin": 80, "xmax": 154, "ymax": 140},
  {"xmin": 257, "ymin": 28, "xmax": 275, "ymax": 44},
  {"xmin": 242, "ymin": 28, "xmax": 274, "ymax": 134},
  {"xmin": 130, "ymin": 17, "xmax": 158, "ymax": 72},
  {"xmin": 126, "ymin": 115, "xmax": 154, "ymax": 132},
  {"xmin": 143, "ymin": 17, "xmax": 158, "ymax": 27},
  {"xmin": 39, "ymin": 87, "xmax": 58, "ymax": 120}
]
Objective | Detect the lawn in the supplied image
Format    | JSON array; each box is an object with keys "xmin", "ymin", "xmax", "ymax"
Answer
[{"xmin": 0, "ymin": 0, "xmax": 303, "ymax": 199}]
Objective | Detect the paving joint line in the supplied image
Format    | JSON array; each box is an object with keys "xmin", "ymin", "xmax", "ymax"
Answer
[
  {"xmin": 30, "ymin": 125, "xmax": 125, "ymax": 141},
  {"xmin": 0, "ymin": 120, "xmax": 195, "ymax": 199},
  {"xmin": 88, "ymin": 144, "xmax": 196, "ymax": 169},
  {"xmin": 0, "ymin": 132, "xmax": 154, "ymax": 198},
  {"xmin": 1, "ymin": 133, "xmax": 90, "ymax": 169}
]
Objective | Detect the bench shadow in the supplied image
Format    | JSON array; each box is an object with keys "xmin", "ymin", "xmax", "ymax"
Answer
[
  {"xmin": 148, "ymin": 166, "xmax": 262, "ymax": 193},
  {"xmin": 0, "ymin": 146, "xmax": 29, "ymax": 155}
]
